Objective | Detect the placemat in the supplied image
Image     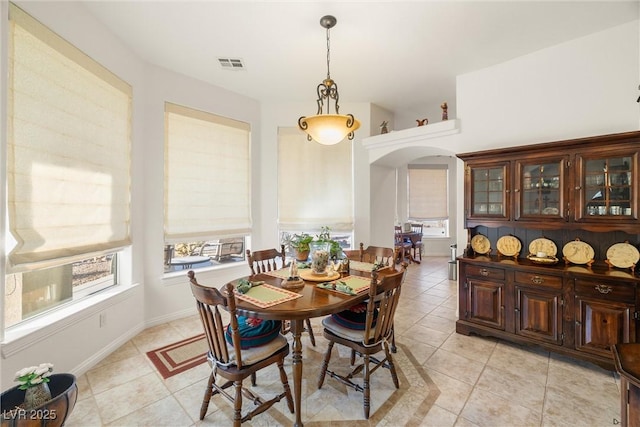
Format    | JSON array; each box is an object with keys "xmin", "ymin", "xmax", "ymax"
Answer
[
  {"xmin": 234, "ymin": 283, "xmax": 303, "ymax": 308},
  {"xmin": 349, "ymin": 261, "xmax": 378, "ymax": 272},
  {"xmin": 263, "ymin": 267, "xmax": 291, "ymax": 279},
  {"xmin": 316, "ymin": 275, "xmax": 371, "ymax": 295}
]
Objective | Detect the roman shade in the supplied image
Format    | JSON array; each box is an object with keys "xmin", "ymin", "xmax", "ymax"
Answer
[
  {"xmin": 164, "ymin": 103, "xmax": 251, "ymax": 243},
  {"xmin": 7, "ymin": 4, "xmax": 132, "ymax": 273},
  {"xmin": 407, "ymin": 165, "xmax": 448, "ymax": 219},
  {"xmin": 277, "ymin": 127, "xmax": 353, "ymax": 232}
]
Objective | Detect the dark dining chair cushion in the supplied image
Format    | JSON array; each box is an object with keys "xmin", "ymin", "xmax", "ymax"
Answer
[
  {"xmin": 225, "ymin": 317, "xmax": 282, "ymax": 349},
  {"xmin": 331, "ymin": 303, "xmax": 378, "ymax": 330}
]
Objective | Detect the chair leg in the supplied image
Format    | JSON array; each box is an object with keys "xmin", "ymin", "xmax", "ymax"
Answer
[
  {"xmin": 277, "ymin": 359, "xmax": 295, "ymax": 413},
  {"xmin": 233, "ymin": 380, "xmax": 243, "ymax": 427},
  {"xmin": 363, "ymin": 354, "xmax": 371, "ymax": 419},
  {"xmin": 384, "ymin": 341, "xmax": 400, "ymax": 389},
  {"xmin": 317, "ymin": 341, "xmax": 334, "ymax": 389},
  {"xmin": 199, "ymin": 372, "xmax": 215, "ymax": 420},
  {"xmin": 391, "ymin": 327, "xmax": 397, "ymax": 353},
  {"xmin": 305, "ymin": 318, "xmax": 316, "ymax": 346},
  {"xmin": 251, "ymin": 372, "xmax": 256, "ymax": 386},
  {"xmin": 350, "ymin": 349, "xmax": 356, "ymax": 365}
]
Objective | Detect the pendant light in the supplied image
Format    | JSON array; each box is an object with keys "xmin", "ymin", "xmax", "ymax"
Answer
[{"xmin": 298, "ymin": 15, "xmax": 360, "ymax": 145}]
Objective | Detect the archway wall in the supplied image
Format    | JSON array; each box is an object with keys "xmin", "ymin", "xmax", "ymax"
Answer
[{"xmin": 365, "ymin": 124, "xmax": 464, "ymax": 256}]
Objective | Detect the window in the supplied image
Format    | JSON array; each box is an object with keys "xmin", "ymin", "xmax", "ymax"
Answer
[
  {"xmin": 164, "ymin": 103, "xmax": 251, "ymax": 272},
  {"xmin": 277, "ymin": 127, "xmax": 353, "ymax": 236},
  {"xmin": 4, "ymin": 255, "xmax": 117, "ymax": 328},
  {"xmin": 407, "ymin": 165, "xmax": 449, "ymax": 237},
  {"xmin": 5, "ymin": 4, "xmax": 131, "ymax": 326}
]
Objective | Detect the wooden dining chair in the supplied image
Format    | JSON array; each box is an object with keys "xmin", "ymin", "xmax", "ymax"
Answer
[
  {"xmin": 410, "ymin": 223, "xmax": 424, "ymax": 262},
  {"xmin": 246, "ymin": 245, "xmax": 286, "ymax": 275},
  {"xmin": 246, "ymin": 246, "xmax": 316, "ymax": 346},
  {"xmin": 188, "ymin": 271, "xmax": 294, "ymax": 426},
  {"xmin": 361, "ymin": 244, "xmax": 396, "ymax": 269},
  {"xmin": 317, "ymin": 265, "xmax": 407, "ymax": 419},
  {"xmin": 394, "ymin": 226, "xmax": 412, "ymax": 264}
]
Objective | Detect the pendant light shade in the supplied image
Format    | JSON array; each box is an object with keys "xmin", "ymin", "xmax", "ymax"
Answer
[{"xmin": 298, "ymin": 15, "xmax": 360, "ymax": 145}]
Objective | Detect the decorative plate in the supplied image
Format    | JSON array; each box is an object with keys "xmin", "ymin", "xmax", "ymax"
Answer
[
  {"xmin": 606, "ymin": 242, "xmax": 640, "ymax": 269},
  {"xmin": 470, "ymin": 234, "xmax": 491, "ymax": 255},
  {"xmin": 496, "ymin": 235, "xmax": 521, "ymax": 257},
  {"xmin": 528, "ymin": 238, "xmax": 558, "ymax": 258},
  {"xmin": 562, "ymin": 239, "xmax": 595, "ymax": 265}
]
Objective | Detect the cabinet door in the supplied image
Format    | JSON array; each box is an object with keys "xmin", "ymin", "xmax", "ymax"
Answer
[
  {"xmin": 515, "ymin": 286, "xmax": 563, "ymax": 345},
  {"xmin": 466, "ymin": 279, "xmax": 505, "ymax": 330},
  {"xmin": 466, "ymin": 162, "xmax": 510, "ymax": 220},
  {"xmin": 575, "ymin": 297, "xmax": 635, "ymax": 358},
  {"xmin": 515, "ymin": 157, "xmax": 568, "ymax": 221},
  {"xmin": 575, "ymin": 151, "xmax": 638, "ymax": 222}
]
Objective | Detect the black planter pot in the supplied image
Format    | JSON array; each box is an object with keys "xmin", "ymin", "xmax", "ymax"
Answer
[{"xmin": 1, "ymin": 373, "xmax": 78, "ymax": 427}]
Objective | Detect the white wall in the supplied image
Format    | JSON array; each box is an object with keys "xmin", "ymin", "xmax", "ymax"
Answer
[{"xmin": 456, "ymin": 20, "xmax": 639, "ymax": 150}]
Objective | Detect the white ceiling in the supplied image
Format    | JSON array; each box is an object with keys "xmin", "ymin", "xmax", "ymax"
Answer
[{"xmin": 81, "ymin": 1, "xmax": 638, "ymax": 122}]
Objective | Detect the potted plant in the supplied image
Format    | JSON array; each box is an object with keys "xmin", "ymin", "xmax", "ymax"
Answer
[
  {"xmin": 1, "ymin": 363, "xmax": 78, "ymax": 427},
  {"xmin": 290, "ymin": 233, "xmax": 313, "ymax": 261}
]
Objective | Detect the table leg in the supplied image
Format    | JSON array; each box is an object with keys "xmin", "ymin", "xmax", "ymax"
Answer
[
  {"xmin": 621, "ymin": 376, "xmax": 628, "ymax": 426},
  {"xmin": 291, "ymin": 319, "xmax": 304, "ymax": 427}
]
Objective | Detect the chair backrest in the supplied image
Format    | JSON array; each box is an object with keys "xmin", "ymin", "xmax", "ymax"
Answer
[
  {"xmin": 361, "ymin": 245, "xmax": 395, "ymax": 267},
  {"xmin": 343, "ymin": 242, "xmax": 365, "ymax": 262},
  {"xmin": 362, "ymin": 265, "xmax": 407, "ymax": 345},
  {"xmin": 188, "ymin": 271, "xmax": 246, "ymax": 369},
  {"xmin": 411, "ymin": 223, "xmax": 423, "ymax": 238},
  {"xmin": 246, "ymin": 245, "xmax": 286, "ymax": 275}
]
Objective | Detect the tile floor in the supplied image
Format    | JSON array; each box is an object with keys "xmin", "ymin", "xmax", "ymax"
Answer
[{"xmin": 65, "ymin": 257, "xmax": 622, "ymax": 426}]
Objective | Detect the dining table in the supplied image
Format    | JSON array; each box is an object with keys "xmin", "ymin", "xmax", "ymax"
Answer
[{"xmin": 222, "ymin": 261, "xmax": 391, "ymax": 427}]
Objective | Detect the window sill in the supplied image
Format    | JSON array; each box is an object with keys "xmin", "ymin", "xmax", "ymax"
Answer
[
  {"xmin": 162, "ymin": 260, "xmax": 246, "ymax": 283},
  {"xmin": 1, "ymin": 282, "xmax": 139, "ymax": 358}
]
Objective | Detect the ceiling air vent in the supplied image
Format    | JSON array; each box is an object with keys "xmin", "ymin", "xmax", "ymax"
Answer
[{"xmin": 218, "ymin": 58, "xmax": 245, "ymax": 70}]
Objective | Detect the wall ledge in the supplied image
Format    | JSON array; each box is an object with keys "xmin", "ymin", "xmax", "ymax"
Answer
[{"xmin": 362, "ymin": 119, "xmax": 460, "ymax": 150}]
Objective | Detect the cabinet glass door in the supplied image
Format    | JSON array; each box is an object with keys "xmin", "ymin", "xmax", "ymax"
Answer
[
  {"xmin": 516, "ymin": 158, "xmax": 566, "ymax": 220},
  {"xmin": 578, "ymin": 154, "xmax": 634, "ymax": 220},
  {"xmin": 469, "ymin": 164, "xmax": 508, "ymax": 218}
]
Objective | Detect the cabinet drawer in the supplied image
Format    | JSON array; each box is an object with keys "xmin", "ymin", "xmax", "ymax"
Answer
[
  {"xmin": 465, "ymin": 265, "xmax": 505, "ymax": 280},
  {"xmin": 575, "ymin": 279, "xmax": 635, "ymax": 302},
  {"xmin": 514, "ymin": 271, "xmax": 562, "ymax": 290}
]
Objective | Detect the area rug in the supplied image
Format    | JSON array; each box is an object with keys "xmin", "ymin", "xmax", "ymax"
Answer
[{"xmin": 146, "ymin": 334, "xmax": 208, "ymax": 379}]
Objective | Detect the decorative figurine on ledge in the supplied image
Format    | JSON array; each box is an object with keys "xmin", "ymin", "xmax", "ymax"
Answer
[
  {"xmin": 380, "ymin": 121, "xmax": 389, "ymax": 134},
  {"xmin": 441, "ymin": 102, "xmax": 448, "ymax": 120},
  {"xmin": 416, "ymin": 118, "xmax": 428, "ymax": 126}
]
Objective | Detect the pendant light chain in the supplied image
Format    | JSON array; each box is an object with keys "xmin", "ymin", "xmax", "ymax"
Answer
[{"xmin": 326, "ymin": 26, "xmax": 331, "ymax": 81}]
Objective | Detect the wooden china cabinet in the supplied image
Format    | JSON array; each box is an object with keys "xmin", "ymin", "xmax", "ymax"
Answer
[{"xmin": 457, "ymin": 130, "xmax": 640, "ymax": 369}]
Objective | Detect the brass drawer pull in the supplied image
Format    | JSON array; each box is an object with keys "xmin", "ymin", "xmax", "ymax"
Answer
[
  {"xmin": 480, "ymin": 268, "xmax": 489, "ymax": 276},
  {"xmin": 531, "ymin": 276, "xmax": 544, "ymax": 285},
  {"xmin": 595, "ymin": 284, "xmax": 612, "ymax": 294}
]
